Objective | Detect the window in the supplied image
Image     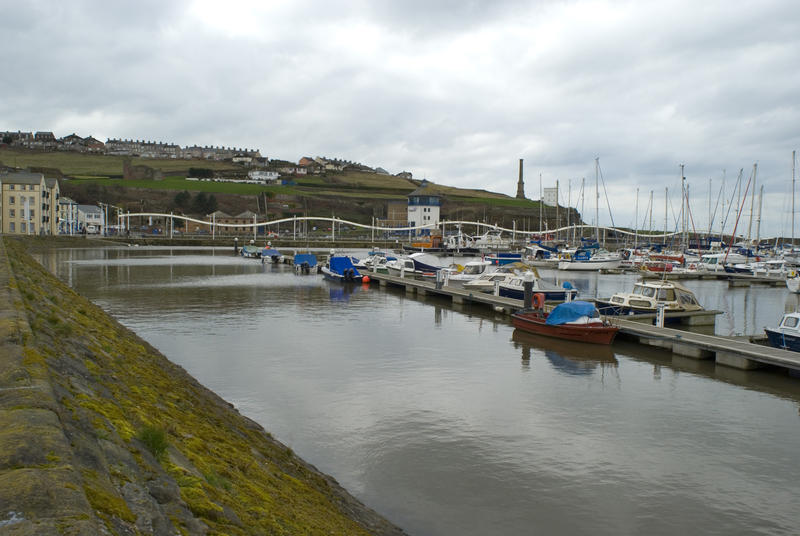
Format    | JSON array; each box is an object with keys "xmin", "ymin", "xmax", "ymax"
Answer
[
  {"xmin": 20, "ymin": 223, "xmax": 26, "ymax": 232},
  {"xmin": 9, "ymin": 209, "xmax": 14, "ymax": 218},
  {"xmin": 30, "ymin": 210, "xmax": 35, "ymax": 219},
  {"xmin": 783, "ymin": 316, "xmax": 799, "ymax": 328},
  {"xmin": 9, "ymin": 223, "xmax": 14, "ymax": 232},
  {"xmin": 9, "ymin": 196, "xmax": 14, "ymax": 204},
  {"xmin": 8, "ymin": 184, "xmax": 14, "ymax": 190}
]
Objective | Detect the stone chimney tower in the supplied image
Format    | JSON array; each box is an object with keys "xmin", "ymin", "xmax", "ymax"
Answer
[{"xmin": 516, "ymin": 158, "xmax": 525, "ymax": 199}]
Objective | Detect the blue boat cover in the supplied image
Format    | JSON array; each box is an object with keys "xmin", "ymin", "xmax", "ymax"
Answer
[
  {"xmin": 262, "ymin": 248, "xmax": 282, "ymax": 257},
  {"xmin": 293, "ymin": 253, "xmax": 317, "ymax": 267},
  {"xmin": 329, "ymin": 256, "xmax": 360, "ymax": 276},
  {"xmin": 545, "ymin": 301, "xmax": 599, "ymax": 325}
]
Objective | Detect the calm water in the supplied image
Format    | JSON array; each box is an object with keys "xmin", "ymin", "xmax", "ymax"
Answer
[{"xmin": 37, "ymin": 247, "xmax": 800, "ymax": 536}]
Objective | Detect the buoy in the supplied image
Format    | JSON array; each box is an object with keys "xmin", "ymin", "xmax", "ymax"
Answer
[
  {"xmin": 362, "ymin": 275, "xmax": 371, "ymax": 284},
  {"xmin": 532, "ymin": 293, "xmax": 545, "ymax": 309}
]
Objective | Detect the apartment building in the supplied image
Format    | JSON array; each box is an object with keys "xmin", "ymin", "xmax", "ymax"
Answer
[{"xmin": 0, "ymin": 171, "xmax": 59, "ymax": 235}]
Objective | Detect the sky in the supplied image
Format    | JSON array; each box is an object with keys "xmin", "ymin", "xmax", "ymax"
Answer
[{"xmin": 3, "ymin": 0, "xmax": 800, "ymax": 238}]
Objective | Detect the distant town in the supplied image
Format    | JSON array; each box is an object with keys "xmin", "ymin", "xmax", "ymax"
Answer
[{"xmin": 0, "ymin": 129, "xmax": 412, "ymax": 179}]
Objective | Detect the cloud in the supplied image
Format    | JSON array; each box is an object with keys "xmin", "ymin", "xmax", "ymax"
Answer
[{"xmin": 2, "ymin": 0, "xmax": 800, "ymax": 235}]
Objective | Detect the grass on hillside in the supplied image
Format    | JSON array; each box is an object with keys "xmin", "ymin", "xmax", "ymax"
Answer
[{"xmin": 0, "ymin": 148, "xmax": 238, "ymax": 176}]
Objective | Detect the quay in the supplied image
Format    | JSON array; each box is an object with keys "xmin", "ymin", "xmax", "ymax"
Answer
[
  {"xmin": 363, "ymin": 271, "xmax": 800, "ymax": 374},
  {"xmin": 640, "ymin": 270, "xmax": 786, "ymax": 287}
]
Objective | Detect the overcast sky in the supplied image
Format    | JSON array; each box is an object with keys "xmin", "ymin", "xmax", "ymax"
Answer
[{"xmin": 3, "ymin": 0, "xmax": 800, "ymax": 237}]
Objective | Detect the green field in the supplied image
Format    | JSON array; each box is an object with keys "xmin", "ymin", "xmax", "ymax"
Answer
[{"xmin": 0, "ymin": 148, "xmax": 237, "ymax": 176}]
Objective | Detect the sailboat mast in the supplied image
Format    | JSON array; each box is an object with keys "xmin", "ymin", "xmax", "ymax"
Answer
[
  {"xmin": 634, "ymin": 187, "xmax": 639, "ymax": 251},
  {"xmin": 680, "ymin": 164, "xmax": 686, "ymax": 249},
  {"xmin": 538, "ymin": 172, "xmax": 543, "ymax": 234},
  {"xmin": 649, "ymin": 190, "xmax": 654, "ymax": 238},
  {"xmin": 664, "ymin": 187, "xmax": 668, "ymax": 246},
  {"xmin": 595, "ymin": 158, "xmax": 599, "ymax": 243},
  {"xmin": 756, "ymin": 184, "xmax": 763, "ymax": 249},
  {"xmin": 793, "ymin": 150, "xmax": 796, "ymax": 250},
  {"xmin": 746, "ymin": 163, "xmax": 757, "ymax": 246}
]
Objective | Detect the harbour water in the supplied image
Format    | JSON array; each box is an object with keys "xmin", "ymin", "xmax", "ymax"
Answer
[{"xmin": 36, "ymin": 246, "xmax": 800, "ymax": 535}]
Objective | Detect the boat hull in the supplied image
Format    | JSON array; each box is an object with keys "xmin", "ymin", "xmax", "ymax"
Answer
[
  {"xmin": 765, "ymin": 328, "xmax": 800, "ymax": 352},
  {"xmin": 499, "ymin": 287, "xmax": 577, "ymax": 302},
  {"xmin": 511, "ymin": 311, "xmax": 618, "ymax": 345}
]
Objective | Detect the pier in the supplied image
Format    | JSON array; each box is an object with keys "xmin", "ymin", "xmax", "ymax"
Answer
[{"xmin": 363, "ymin": 271, "xmax": 800, "ymax": 373}]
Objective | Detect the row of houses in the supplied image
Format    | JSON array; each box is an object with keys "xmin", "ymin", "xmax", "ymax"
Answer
[
  {"xmin": 0, "ymin": 171, "xmax": 107, "ymax": 235},
  {"xmin": 1, "ymin": 131, "xmax": 262, "ymax": 162}
]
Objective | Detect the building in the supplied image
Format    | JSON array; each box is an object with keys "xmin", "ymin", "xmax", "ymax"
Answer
[
  {"xmin": 542, "ymin": 187, "xmax": 558, "ymax": 206},
  {"xmin": 58, "ymin": 197, "xmax": 79, "ymax": 234},
  {"xmin": 407, "ymin": 180, "xmax": 441, "ymax": 235},
  {"xmin": 77, "ymin": 205, "xmax": 104, "ymax": 234},
  {"xmin": 0, "ymin": 171, "xmax": 59, "ymax": 235}
]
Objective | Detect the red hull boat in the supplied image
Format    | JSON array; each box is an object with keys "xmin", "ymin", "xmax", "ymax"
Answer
[{"xmin": 511, "ymin": 310, "xmax": 619, "ymax": 345}]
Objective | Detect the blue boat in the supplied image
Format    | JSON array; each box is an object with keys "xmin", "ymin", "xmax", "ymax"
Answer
[
  {"xmin": 321, "ymin": 256, "xmax": 364, "ymax": 283},
  {"xmin": 765, "ymin": 312, "xmax": 800, "ymax": 352},
  {"xmin": 485, "ymin": 252, "xmax": 523, "ymax": 266},
  {"xmin": 261, "ymin": 247, "xmax": 283, "ymax": 263},
  {"xmin": 293, "ymin": 253, "xmax": 317, "ymax": 274},
  {"xmin": 498, "ymin": 274, "xmax": 578, "ymax": 301}
]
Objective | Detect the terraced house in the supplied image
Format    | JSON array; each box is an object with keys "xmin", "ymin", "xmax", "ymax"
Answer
[{"xmin": 0, "ymin": 171, "xmax": 60, "ymax": 235}]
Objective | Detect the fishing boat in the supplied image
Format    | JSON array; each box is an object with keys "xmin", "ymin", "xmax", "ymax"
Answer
[
  {"xmin": 511, "ymin": 300, "xmax": 618, "ymax": 345},
  {"xmin": 595, "ymin": 280, "xmax": 703, "ymax": 316},
  {"xmin": 557, "ymin": 249, "xmax": 622, "ymax": 271},
  {"xmin": 764, "ymin": 312, "xmax": 800, "ymax": 352},
  {"xmin": 321, "ymin": 256, "xmax": 364, "ymax": 283},
  {"xmin": 497, "ymin": 272, "xmax": 578, "ymax": 302},
  {"xmin": 462, "ymin": 269, "xmax": 519, "ymax": 293}
]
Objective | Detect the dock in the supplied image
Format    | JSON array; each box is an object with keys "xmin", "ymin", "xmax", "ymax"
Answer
[
  {"xmin": 363, "ymin": 271, "xmax": 800, "ymax": 373},
  {"xmin": 639, "ymin": 270, "xmax": 787, "ymax": 287}
]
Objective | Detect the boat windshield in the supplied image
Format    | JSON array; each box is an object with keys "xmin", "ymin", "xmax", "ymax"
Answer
[
  {"xmin": 677, "ymin": 291, "xmax": 698, "ymax": 305},
  {"xmin": 463, "ymin": 264, "xmax": 484, "ymax": 275},
  {"xmin": 782, "ymin": 316, "xmax": 799, "ymax": 328},
  {"xmin": 634, "ymin": 285, "xmax": 656, "ymax": 297},
  {"xmin": 657, "ymin": 288, "xmax": 676, "ymax": 300}
]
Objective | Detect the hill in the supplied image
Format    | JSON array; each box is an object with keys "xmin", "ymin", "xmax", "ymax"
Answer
[{"xmin": 1, "ymin": 148, "xmax": 581, "ymax": 231}]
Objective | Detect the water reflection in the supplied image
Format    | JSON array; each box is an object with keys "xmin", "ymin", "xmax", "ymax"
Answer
[{"xmin": 511, "ymin": 329, "xmax": 618, "ymax": 375}]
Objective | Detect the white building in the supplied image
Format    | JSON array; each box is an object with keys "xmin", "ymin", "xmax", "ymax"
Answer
[
  {"xmin": 58, "ymin": 197, "xmax": 79, "ymax": 234},
  {"xmin": 77, "ymin": 204, "xmax": 104, "ymax": 234},
  {"xmin": 543, "ymin": 187, "xmax": 558, "ymax": 206},
  {"xmin": 407, "ymin": 180, "xmax": 441, "ymax": 236},
  {"xmin": 247, "ymin": 170, "xmax": 280, "ymax": 183}
]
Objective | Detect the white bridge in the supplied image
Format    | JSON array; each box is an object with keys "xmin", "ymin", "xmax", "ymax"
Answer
[{"xmin": 112, "ymin": 211, "xmax": 684, "ymax": 242}]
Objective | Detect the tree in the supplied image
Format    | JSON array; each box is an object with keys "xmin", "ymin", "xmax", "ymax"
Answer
[
  {"xmin": 174, "ymin": 190, "xmax": 191, "ymax": 208},
  {"xmin": 188, "ymin": 167, "xmax": 214, "ymax": 178},
  {"xmin": 191, "ymin": 192, "xmax": 208, "ymax": 214}
]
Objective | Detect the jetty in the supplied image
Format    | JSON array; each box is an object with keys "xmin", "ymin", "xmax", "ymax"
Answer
[{"xmin": 363, "ymin": 271, "xmax": 800, "ymax": 374}]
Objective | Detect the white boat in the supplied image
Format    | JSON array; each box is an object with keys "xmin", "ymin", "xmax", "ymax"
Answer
[
  {"xmin": 497, "ymin": 274, "xmax": 578, "ymax": 302},
  {"xmin": 446, "ymin": 260, "xmax": 495, "ymax": 286},
  {"xmin": 473, "ymin": 230, "xmax": 511, "ymax": 251},
  {"xmin": 787, "ymin": 271, "xmax": 800, "ymax": 293},
  {"xmin": 765, "ymin": 311, "xmax": 800, "ymax": 352},
  {"xmin": 697, "ymin": 252, "xmax": 748, "ymax": 272},
  {"xmin": 595, "ymin": 280, "xmax": 704, "ymax": 317},
  {"xmin": 463, "ymin": 270, "xmax": 519, "ymax": 293},
  {"xmin": 557, "ymin": 249, "xmax": 622, "ymax": 271}
]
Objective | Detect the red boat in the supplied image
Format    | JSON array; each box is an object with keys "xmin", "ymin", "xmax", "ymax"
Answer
[{"xmin": 511, "ymin": 300, "xmax": 619, "ymax": 345}]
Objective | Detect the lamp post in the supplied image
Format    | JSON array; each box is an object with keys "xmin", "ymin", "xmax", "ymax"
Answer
[{"xmin": 523, "ymin": 270, "xmax": 535, "ymax": 310}]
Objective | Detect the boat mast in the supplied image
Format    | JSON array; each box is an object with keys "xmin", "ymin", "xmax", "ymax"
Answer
[
  {"xmin": 746, "ymin": 163, "xmax": 757, "ymax": 247},
  {"xmin": 708, "ymin": 177, "xmax": 713, "ymax": 246},
  {"xmin": 539, "ymin": 172, "xmax": 543, "ymax": 235},
  {"xmin": 756, "ymin": 184, "xmax": 763, "ymax": 249},
  {"xmin": 649, "ymin": 189, "xmax": 654, "ymax": 240},
  {"xmin": 793, "ymin": 150, "xmax": 796, "ymax": 250},
  {"xmin": 634, "ymin": 187, "xmax": 639, "ymax": 251},
  {"xmin": 680, "ymin": 164, "xmax": 686, "ymax": 250},
  {"xmin": 664, "ymin": 187, "xmax": 668, "ymax": 246},
  {"xmin": 595, "ymin": 157, "xmax": 599, "ymax": 244}
]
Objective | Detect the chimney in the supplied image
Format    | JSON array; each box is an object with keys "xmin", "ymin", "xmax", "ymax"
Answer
[{"xmin": 516, "ymin": 158, "xmax": 525, "ymax": 199}]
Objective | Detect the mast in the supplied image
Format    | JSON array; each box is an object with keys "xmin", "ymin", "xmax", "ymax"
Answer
[
  {"xmin": 634, "ymin": 187, "xmax": 639, "ymax": 251},
  {"xmin": 708, "ymin": 177, "xmax": 712, "ymax": 244},
  {"xmin": 595, "ymin": 157, "xmax": 599, "ymax": 243},
  {"xmin": 649, "ymin": 189, "xmax": 654, "ymax": 239},
  {"xmin": 680, "ymin": 164, "xmax": 686, "ymax": 249},
  {"xmin": 664, "ymin": 186, "xmax": 668, "ymax": 246},
  {"xmin": 793, "ymin": 150, "xmax": 796, "ymax": 250},
  {"xmin": 756, "ymin": 184, "xmax": 763, "ymax": 249},
  {"xmin": 567, "ymin": 179, "xmax": 571, "ymax": 240},
  {"xmin": 538, "ymin": 172, "xmax": 543, "ymax": 234},
  {"xmin": 746, "ymin": 163, "xmax": 757, "ymax": 247}
]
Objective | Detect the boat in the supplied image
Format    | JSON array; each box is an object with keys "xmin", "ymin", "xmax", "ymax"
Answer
[
  {"xmin": 293, "ymin": 253, "xmax": 317, "ymax": 274},
  {"xmin": 787, "ymin": 271, "xmax": 800, "ymax": 293},
  {"xmin": 462, "ymin": 269, "xmax": 520, "ymax": 293},
  {"xmin": 445, "ymin": 259, "xmax": 494, "ymax": 285},
  {"xmin": 511, "ymin": 300, "xmax": 619, "ymax": 345},
  {"xmin": 240, "ymin": 243, "xmax": 261, "ymax": 258},
  {"xmin": 594, "ymin": 279, "xmax": 704, "ymax": 316},
  {"xmin": 356, "ymin": 252, "xmax": 396, "ymax": 274},
  {"xmin": 321, "ymin": 256, "xmax": 364, "ymax": 283},
  {"xmin": 484, "ymin": 252, "xmax": 523, "ymax": 266},
  {"xmin": 557, "ymin": 249, "xmax": 622, "ymax": 271},
  {"xmin": 497, "ymin": 271, "xmax": 578, "ymax": 302},
  {"xmin": 473, "ymin": 230, "xmax": 512, "ymax": 251},
  {"xmin": 261, "ymin": 247, "xmax": 283, "ymax": 263},
  {"xmin": 765, "ymin": 311, "xmax": 800, "ymax": 352}
]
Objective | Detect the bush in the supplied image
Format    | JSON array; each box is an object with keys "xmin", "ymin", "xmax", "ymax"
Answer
[{"xmin": 137, "ymin": 425, "xmax": 169, "ymax": 461}]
